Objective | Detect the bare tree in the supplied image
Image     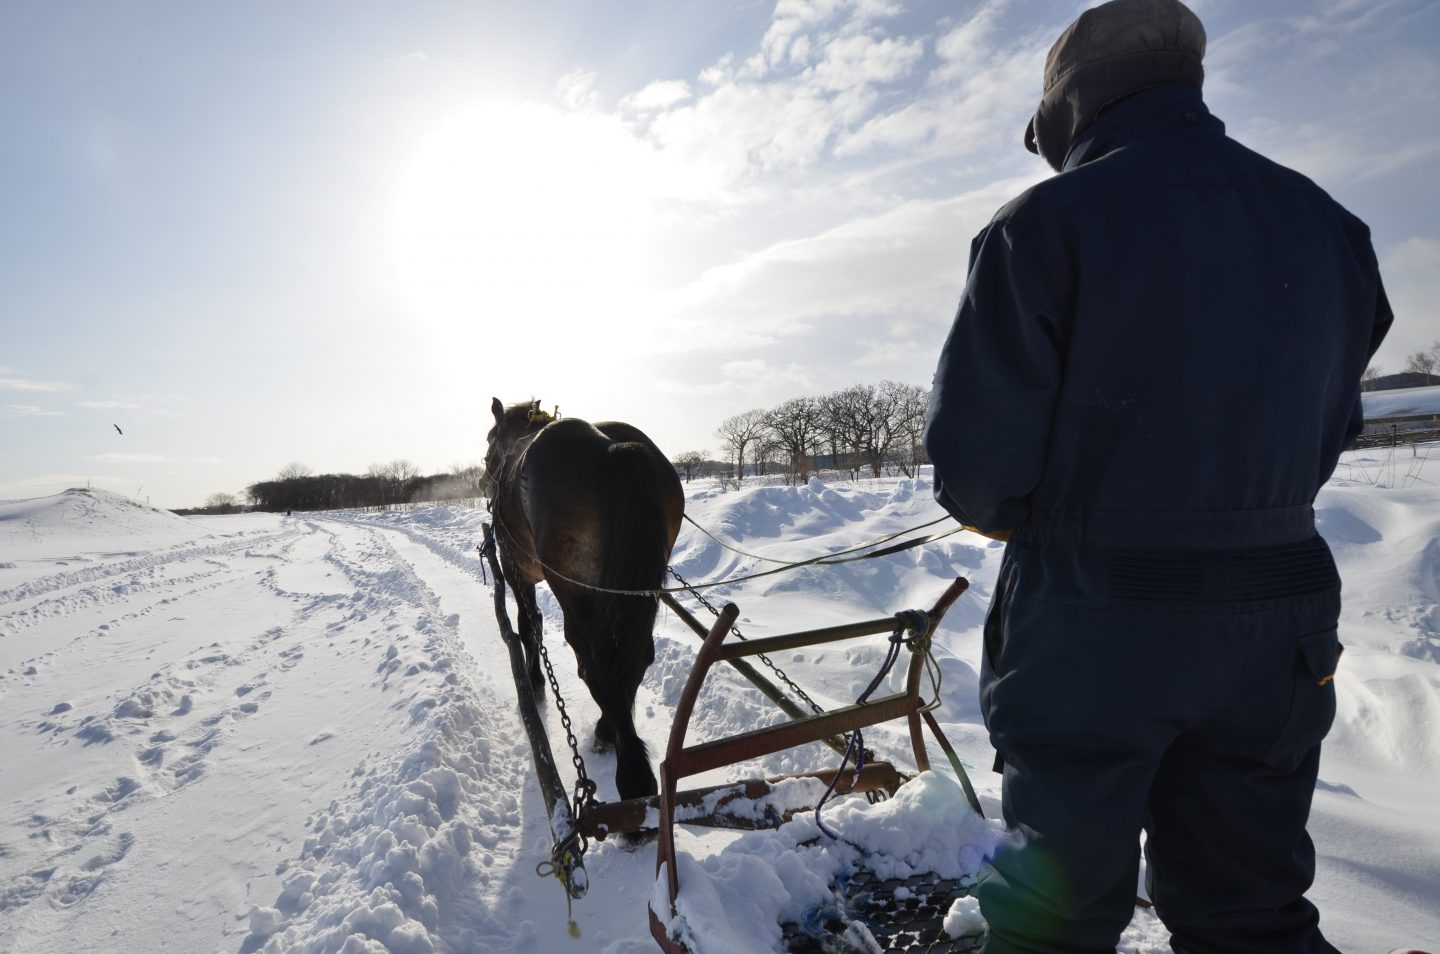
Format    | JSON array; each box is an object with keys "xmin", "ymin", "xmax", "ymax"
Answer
[
  {"xmin": 673, "ymin": 450, "xmax": 706, "ymax": 483},
  {"xmin": 205, "ymin": 492, "xmax": 238, "ymax": 511},
  {"xmin": 451, "ymin": 462, "xmax": 485, "ymax": 497},
  {"xmin": 765, "ymin": 396, "xmax": 824, "ymax": 482},
  {"xmin": 385, "ymin": 459, "xmax": 421, "ymax": 483},
  {"xmin": 881, "ymin": 381, "xmax": 930, "ymax": 477},
  {"xmin": 818, "ymin": 390, "xmax": 856, "ymax": 478},
  {"xmin": 277, "ymin": 462, "xmax": 312, "ymax": 481},
  {"xmin": 1404, "ymin": 349, "xmax": 1438, "ymax": 376},
  {"xmin": 714, "ymin": 409, "xmax": 768, "ymax": 481},
  {"xmin": 1361, "ymin": 364, "xmax": 1385, "ymax": 382},
  {"xmin": 368, "ymin": 459, "xmax": 420, "ymax": 505},
  {"xmin": 822, "ymin": 385, "xmax": 882, "ymax": 479}
]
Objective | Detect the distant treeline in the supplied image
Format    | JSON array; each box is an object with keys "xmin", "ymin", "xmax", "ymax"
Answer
[
  {"xmin": 692, "ymin": 380, "xmax": 932, "ymax": 484},
  {"xmin": 243, "ymin": 461, "xmax": 484, "ymax": 513}
]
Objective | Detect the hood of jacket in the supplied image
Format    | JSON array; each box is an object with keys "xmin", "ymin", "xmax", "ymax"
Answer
[{"xmin": 1025, "ymin": 0, "xmax": 1206, "ymax": 171}]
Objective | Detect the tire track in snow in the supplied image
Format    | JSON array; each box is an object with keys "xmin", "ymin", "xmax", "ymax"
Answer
[
  {"xmin": 0, "ymin": 525, "xmax": 317, "ymax": 699},
  {"xmin": 0, "ymin": 528, "xmax": 291, "ymax": 609}
]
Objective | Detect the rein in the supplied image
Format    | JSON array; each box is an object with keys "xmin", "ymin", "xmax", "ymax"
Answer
[{"xmin": 488, "ymin": 507, "xmax": 968, "ymax": 597}]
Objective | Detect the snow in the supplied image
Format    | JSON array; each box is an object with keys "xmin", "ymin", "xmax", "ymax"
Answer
[
  {"xmin": 1362, "ymin": 384, "xmax": 1440, "ymax": 419},
  {"xmin": 2, "ymin": 454, "xmax": 1438, "ymax": 953}
]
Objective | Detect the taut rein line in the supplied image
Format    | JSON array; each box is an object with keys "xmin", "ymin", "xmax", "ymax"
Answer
[
  {"xmin": 486, "ymin": 507, "xmax": 968, "ymax": 598},
  {"xmin": 680, "ymin": 512, "xmax": 958, "ymax": 565}
]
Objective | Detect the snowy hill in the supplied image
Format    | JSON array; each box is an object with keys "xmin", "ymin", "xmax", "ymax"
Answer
[
  {"xmin": 0, "ymin": 488, "xmax": 206, "ymax": 566},
  {"xmin": 1, "ymin": 456, "xmax": 1438, "ymax": 953}
]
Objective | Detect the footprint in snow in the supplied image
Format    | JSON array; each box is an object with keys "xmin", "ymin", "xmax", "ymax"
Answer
[
  {"xmin": 48, "ymin": 832, "xmax": 135, "ymax": 909},
  {"xmin": 95, "ymin": 777, "xmax": 140, "ymax": 805}
]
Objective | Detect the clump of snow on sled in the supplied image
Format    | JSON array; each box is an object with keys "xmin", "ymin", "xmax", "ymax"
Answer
[{"xmin": 654, "ymin": 771, "xmax": 1002, "ymax": 954}]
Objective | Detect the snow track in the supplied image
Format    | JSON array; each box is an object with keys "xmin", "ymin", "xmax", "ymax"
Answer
[{"xmin": 0, "ymin": 513, "xmax": 545, "ymax": 953}]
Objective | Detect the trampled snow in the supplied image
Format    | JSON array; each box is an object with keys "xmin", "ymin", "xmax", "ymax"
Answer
[{"xmin": 1, "ymin": 453, "xmax": 1437, "ymax": 953}]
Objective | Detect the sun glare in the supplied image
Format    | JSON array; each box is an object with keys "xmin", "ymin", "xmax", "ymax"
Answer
[{"xmin": 393, "ymin": 103, "xmax": 658, "ymax": 355}]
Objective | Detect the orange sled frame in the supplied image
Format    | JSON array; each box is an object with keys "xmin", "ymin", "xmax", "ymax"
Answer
[{"xmin": 643, "ymin": 577, "xmax": 974, "ymax": 954}]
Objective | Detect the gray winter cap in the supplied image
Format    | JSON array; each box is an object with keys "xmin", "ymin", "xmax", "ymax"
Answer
[{"xmin": 1024, "ymin": 0, "xmax": 1206, "ymax": 170}]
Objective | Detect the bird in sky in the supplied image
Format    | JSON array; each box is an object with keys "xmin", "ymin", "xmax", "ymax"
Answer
[{"xmin": 113, "ymin": 424, "xmax": 123, "ymax": 436}]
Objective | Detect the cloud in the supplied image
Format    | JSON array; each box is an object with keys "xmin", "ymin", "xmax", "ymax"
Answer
[
  {"xmin": 75, "ymin": 400, "xmax": 143, "ymax": 410},
  {"xmin": 633, "ymin": 0, "xmax": 932, "ymax": 203},
  {"xmin": 86, "ymin": 453, "xmax": 221, "ymax": 465},
  {"xmin": 1245, "ymin": 119, "xmax": 1440, "ymax": 186},
  {"xmin": 556, "ymin": 69, "xmax": 601, "ymax": 111},
  {"xmin": 621, "ymin": 0, "xmax": 1053, "ymax": 223},
  {"xmin": 656, "ymin": 358, "xmax": 818, "ymax": 398},
  {"xmin": 657, "ymin": 175, "xmax": 1034, "ymax": 350},
  {"xmin": 0, "ymin": 376, "xmax": 73, "ymax": 392},
  {"xmin": 1375, "ymin": 236, "xmax": 1440, "ymax": 370},
  {"xmin": 621, "ymin": 80, "xmax": 693, "ymax": 112},
  {"xmin": 0, "ymin": 474, "xmax": 111, "ymax": 497},
  {"xmin": 2, "ymin": 404, "xmax": 65, "ymax": 417}
]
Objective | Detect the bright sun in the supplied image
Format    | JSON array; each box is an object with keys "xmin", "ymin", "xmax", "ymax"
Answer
[{"xmin": 393, "ymin": 103, "xmax": 658, "ymax": 353}]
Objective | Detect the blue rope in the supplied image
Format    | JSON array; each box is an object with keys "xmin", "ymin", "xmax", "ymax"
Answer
[{"xmin": 814, "ymin": 610, "xmax": 928, "ymax": 839}]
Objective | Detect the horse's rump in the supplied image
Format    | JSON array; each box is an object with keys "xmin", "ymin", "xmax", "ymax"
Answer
[{"xmin": 519, "ymin": 420, "xmax": 680, "ymax": 670}]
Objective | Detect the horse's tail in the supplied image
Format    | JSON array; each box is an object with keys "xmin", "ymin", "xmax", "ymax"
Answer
[
  {"xmin": 576, "ymin": 441, "xmax": 671, "ymax": 800},
  {"xmin": 596, "ymin": 441, "xmax": 670, "ymax": 648}
]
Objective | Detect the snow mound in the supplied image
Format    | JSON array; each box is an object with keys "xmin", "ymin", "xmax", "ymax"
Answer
[{"xmin": 0, "ymin": 488, "xmax": 203, "ymax": 556}]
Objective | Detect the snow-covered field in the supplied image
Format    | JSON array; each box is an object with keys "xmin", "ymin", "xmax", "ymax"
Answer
[
  {"xmin": 1362, "ymin": 384, "xmax": 1440, "ymax": 419},
  {"xmin": 2, "ymin": 447, "xmax": 1437, "ymax": 954}
]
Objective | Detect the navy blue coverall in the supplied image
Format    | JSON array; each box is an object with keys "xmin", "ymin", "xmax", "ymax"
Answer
[{"xmin": 924, "ymin": 85, "xmax": 1392, "ymax": 954}]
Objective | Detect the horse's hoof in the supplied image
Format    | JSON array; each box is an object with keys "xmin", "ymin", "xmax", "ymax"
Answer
[{"xmin": 618, "ymin": 828, "xmax": 658, "ymax": 851}]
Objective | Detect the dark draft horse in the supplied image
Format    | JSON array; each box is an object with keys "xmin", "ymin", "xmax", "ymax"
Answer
[{"xmin": 485, "ymin": 398, "xmax": 684, "ymax": 803}]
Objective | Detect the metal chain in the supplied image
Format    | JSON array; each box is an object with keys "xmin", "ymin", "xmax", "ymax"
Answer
[
  {"xmin": 532, "ymin": 614, "xmax": 600, "ymax": 820},
  {"xmin": 668, "ymin": 566, "xmax": 827, "ymax": 717},
  {"xmin": 668, "ymin": 566, "xmax": 885, "ymax": 777}
]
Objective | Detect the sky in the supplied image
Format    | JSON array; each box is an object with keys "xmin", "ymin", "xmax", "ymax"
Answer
[{"xmin": 2, "ymin": 0, "xmax": 1438, "ymax": 509}]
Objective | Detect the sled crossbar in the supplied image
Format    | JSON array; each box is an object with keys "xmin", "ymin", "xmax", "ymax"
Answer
[{"xmin": 651, "ymin": 578, "xmax": 971, "ymax": 953}]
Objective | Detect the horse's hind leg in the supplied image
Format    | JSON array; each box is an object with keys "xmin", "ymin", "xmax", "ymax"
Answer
[
  {"xmin": 513, "ymin": 582, "xmax": 545, "ymax": 697},
  {"xmin": 593, "ymin": 712, "xmax": 615, "ymax": 752},
  {"xmin": 592, "ymin": 671, "xmax": 657, "ymax": 803}
]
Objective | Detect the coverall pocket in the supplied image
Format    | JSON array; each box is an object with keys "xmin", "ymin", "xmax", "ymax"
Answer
[
  {"xmin": 1264, "ymin": 628, "xmax": 1342, "ymax": 771},
  {"xmin": 980, "ymin": 554, "xmax": 1018, "ymax": 773}
]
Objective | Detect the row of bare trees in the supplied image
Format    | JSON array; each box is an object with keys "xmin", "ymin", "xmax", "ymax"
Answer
[
  {"xmin": 242, "ymin": 460, "xmax": 484, "ymax": 513},
  {"xmin": 707, "ymin": 381, "xmax": 931, "ymax": 483},
  {"xmin": 1364, "ymin": 339, "xmax": 1440, "ymax": 382}
]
